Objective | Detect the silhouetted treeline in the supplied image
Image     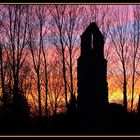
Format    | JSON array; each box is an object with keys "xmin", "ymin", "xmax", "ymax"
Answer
[{"xmin": 0, "ymin": 5, "xmax": 139, "ymax": 134}]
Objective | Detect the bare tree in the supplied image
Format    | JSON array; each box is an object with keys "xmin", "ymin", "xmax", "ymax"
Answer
[
  {"xmin": 2, "ymin": 5, "xmax": 30, "ymax": 121},
  {"xmin": 35, "ymin": 5, "xmax": 50, "ymax": 118},
  {"xmin": 62, "ymin": 5, "xmax": 84, "ymax": 112},
  {"xmin": 48, "ymin": 56, "xmax": 64, "ymax": 116},
  {"xmin": 28, "ymin": 6, "xmax": 43, "ymax": 119},
  {"xmin": 0, "ymin": 7, "xmax": 7, "ymax": 112},
  {"xmin": 108, "ymin": 6, "xmax": 131, "ymax": 112},
  {"xmin": 0, "ymin": 44, "xmax": 6, "ymax": 111},
  {"xmin": 49, "ymin": 5, "xmax": 69, "ymax": 111},
  {"xmin": 130, "ymin": 5, "xmax": 140, "ymax": 112}
]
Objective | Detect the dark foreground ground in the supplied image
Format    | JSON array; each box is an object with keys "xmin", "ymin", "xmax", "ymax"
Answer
[{"xmin": 0, "ymin": 104, "xmax": 140, "ymax": 136}]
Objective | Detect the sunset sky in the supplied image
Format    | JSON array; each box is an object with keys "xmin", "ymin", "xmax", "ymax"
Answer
[{"xmin": 0, "ymin": 4, "xmax": 140, "ymax": 116}]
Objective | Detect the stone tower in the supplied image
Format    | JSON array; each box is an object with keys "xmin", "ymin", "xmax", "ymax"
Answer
[{"xmin": 77, "ymin": 22, "xmax": 108, "ymax": 125}]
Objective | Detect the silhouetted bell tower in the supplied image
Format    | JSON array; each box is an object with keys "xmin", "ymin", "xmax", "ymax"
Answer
[{"xmin": 77, "ymin": 22, "xmax": 108, "ymax": 126}]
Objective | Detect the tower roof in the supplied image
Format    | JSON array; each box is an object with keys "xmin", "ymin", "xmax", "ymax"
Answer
[{"xmin": 81, "ymin": 22, "xmax": 104, "ymax": 40}]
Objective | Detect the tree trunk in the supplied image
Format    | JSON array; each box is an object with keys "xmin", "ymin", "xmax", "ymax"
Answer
[
  {"xmin": 69, "ymin": 48, "xmax": 74, "ymax": 100},
  {"xmin": 37, "ymin": 72, "xmax": 42, "ymax": 119},
  {"xmin": 0, "ymin": 46, "xmax": 6, "ymax": 112},
  {"xmin": 131, "ymin": 69, "xmax": 135, "ymax": 112},
  {"xmin": 42, "ymin": 49, "xmax": 48, "ymax": 118},
  {"xmin": 123, "ymin": 67, "xmax": 127, "ymax": 112}
]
